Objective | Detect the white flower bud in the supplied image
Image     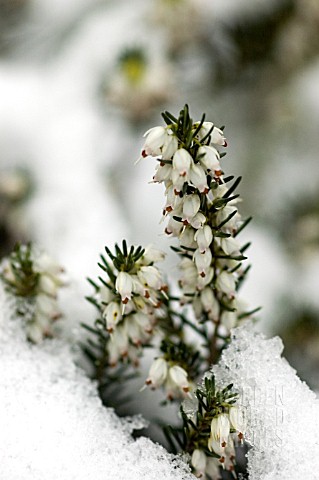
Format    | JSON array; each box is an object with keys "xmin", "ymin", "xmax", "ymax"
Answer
[
  {"xmin": 205, "ymin": 457, "xmax": 221, "ymax": 478},
  {"xmin": 124, "ymin": 316, "xmax": 144, "ymax": 346},
  {"xmin": 194, "ymin": 225, "xmax": 213, "ymax": 253},
  {"xmin": 190, "ymin": 212, "xmax": 206, "ymax": 230},
  {"xmin": 189, "ymin": 163, "xmax": 208, "ymax": 193},
  {"xmin": 200, "ymin": 288, "xmax": 219, "ymax": 320},
  {"xmin": 36, "ymin": 294, "xmax": 58, "ymax": 318},
  {"xmin": 173, "ymin": 148, "xmax": 193, "ymax": 176},
  {"xmin": 115, "ymin": 272, "xmax": 134, "ymax": 304},
  {"xmin": 142, "ymin": 126, "xmax": 167, "ymax": 157},
  {"xmin": 134, "ymin": 311, "xmax": 153, "ymax": 333},
  {"xmin": 34, "ymin": 253, "xmax": 64, "ymax": 278},
  {"xmin": 141, "ymin": 245, "xmax": 166, "ymax": 264},
  {"xmin": 210, "ymin": 413, "xmax": 230, "ymax": 443},
  {"xmin": 194, "ymin": 249, "xmax": 212, "ymax": 277},
  {"xmin": 168, "ymin": 365, "xmax": 189, "ymax": 392},
  {"xmin": 162, "ymin": 134, "xmax": 178, "ymax": 159},
  {"xmin": 165, "ymin": 217, "xmax": 183, "ymax": 236},
  {"xmin": 229, "ymin": 406, "xmax": 246, "ymax": 435},
  {"xmin": 197, "ymin": 145, "xmax": 221, "ymax": 173},
  {"xmin": 103, "ymin": 301, "xmax": 122, "ymax": 332},
  {"xmin": 38, "ymin": 274, "xmax": 58, "ymax": 297},
  {"xmin": 219, "ymin": 236, "xmax": 241, "ymax": 256},
  {"xmin": 153, "ymin": 163, "xmax": 172, "ymax": 183},
  {"xmin": 182, "ymin": 194, "xmax": 201, "ymax": 222},
  {"xmin": 179, "ymin": 227, "xmax": 197, "ymax": 249},
  {"xmin": 110, "ymin": 325, "xmax": 129, "ymax": 357},
  {"xmin": 138, "ymin": 265, "xmax": 163, "ymax": 291},
  {"xmin": 210, "ymin": 126, "xmax": 227, "ymax": 147},
  {"xmin": 27, "ymin": 323, "xmax": 44, "ymax": 344},
  {"xmin": 146, "ymin": 357, "xmax": 168, "ymax": 388},
  {"xmin": 216, "ymin": 271, "xmax": 236, "ymax": 297},
  {"xmin": 221, "ymin": 311, "xmax": 237, "ymax": 330},
  {"xmin": 191, "ymin": 449, "xmax": 207, "ymax": 475}
]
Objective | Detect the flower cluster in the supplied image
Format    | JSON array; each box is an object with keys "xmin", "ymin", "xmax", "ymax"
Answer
[
  {"xmin": 0, "ymin": 243, "xmax": 65, "ymax": 343},
  {"xmin": 141, "ymin": 106, "xmax": 253, "ymax": 359},
  {"xmin": 87, "ymin": 241, "xmax": 167, "ymax": 367},
  {"xmin": 145, "ymin": 339, "xmax": 201, "ymax": 400},
  {"xmin": 168, "ymin": 375, "xmax": 246, "ymax": 480}
]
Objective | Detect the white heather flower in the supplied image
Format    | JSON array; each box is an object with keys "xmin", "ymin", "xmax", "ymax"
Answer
[
  {"xmin": 134, "ymin": 311, "xmax": 153, "ymax": 334},
  {"xmin": 216, "ymin": 271, "xmax": 236, "ymax": 297},
  {"xmin": 191, "ymin": 449, "xmax": 207, "ymax": 477},
  {"xmin": 28, "ymin": 323, "xmax": 45, "ymax": 344},
  {"xmin": 168, "ymin": 365, "xmax": 190, "ymax": 393},
  {"xmin": 182, "ymin": 194, "xmax": 201, "ymax": 223},
  {"xmin": 205, "ymin": 457, "xmax": 221, "ymax": 479},
  {"xmin": 103, "ymin": 301, "xmax": 122, "ymax": 332},
  {"xmin": 194, "ymin": 248, "xmax": 212, "ymax": 277},
  {"xmin": 192, "ymin": 296, "xmax": 203, "ymax": 317},
  {"xmin": 218, "ymin": 236, "xmax": 241, "ymax": 256},
  {"xmin": 115, "ymin": 271, "xmax": 134, "ymax": 304},
  {"xmin": 99, "ymin": 286, "xmax": 115, "ymax": 304},
  {"xmin": 171, "ymin": 168, "xmax": 187, "ymax": 191},
  {"xmin": 196, "ymin": 267, "xmax": 214, "ymax": 290},
  {"xmin": 229, "ymin": 406, "xmax": 246, "ymax": 436},
  {"xmin": 153, "ymin": 162, "xmax": 173, "ymax": 183},
  {"xmin": 36, "ymin": 294, "xmax": 59, "ymax": 318},
  {"xmin": 38, "ymin": 274, "xmax": 59, "ymax": 297},
  {"xmin": 215, "ymin": 206, "xmax": 241, "ymax": 232},
  {"xmin": 165, "ymin": 217, "xmax": 183, "ymax": 236},
  {"xmin": 200, "ymin": 288, "xmax": 220, "ymax": 320},
  {"xmin": 210, "ymin": 413, "xmax": 230, "ymax": 443},
  {"xmin": 221, "ymin": 311, "xmax": 237, "ymax": 330},
  {"xmin": 124, "ymin": 315, "xmax": 145, "ymax": 346},
  {"xmin": 162, "ymin": 133, "xmax": 178, "ymax": 159},
  {"xmin": 194, "ymin": 225, "xmax": 213, "ymax": 253},
  {"xmin": 190, "ymin": 212, "xmax": 206, "ymax": 229},
  {"xmin": 110, "ymin": 325, "xmax": 129, "ymax": 357},
  {"xmin": 197, "ymin": 145, "xmax": 221, "ymax": 173},
  {"xmin": 196, "ymin": 122, "xmax": 227, "ymax": 147},
  {"xmin": 189, "ymin": 163, "xmax": 209, "ymax": 193},
  {"xmin": 138, "ymin": 265, "xmax": 163, "ymax": 291},
  {"xmin": 164, "ymin": 184, "xmax": 183, "ymax": 212},
  {"xmin": 179, "ymin": 227, "xmax": 197, "ymax": 249},
  {"xmin": 141, "ymin": 244, "xmax": 166, "ymax": 264},
  {"xmin": 146, "ymin": 357, "xmax": 168, "ymax": 388},
  {"xmin": 173, "ymin": 148, "xmax": 193, "ymax": 177},
  {"xmin": 142, "ymin": 126, "xmax": 167, "ymax": 157}
]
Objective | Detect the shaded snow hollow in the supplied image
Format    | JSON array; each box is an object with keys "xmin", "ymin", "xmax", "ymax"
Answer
[
  {"xmin": 0, "ymin": 291, "xmax": 194, "ymax": 480},
  {"xmin": 213, "ymin": 324, "xmax": 319, "ymax": 480}
]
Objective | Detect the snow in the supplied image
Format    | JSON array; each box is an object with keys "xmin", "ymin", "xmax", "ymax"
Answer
[
  {"xmin": 0, "ymin": 286, "xmax": 194, "ymax": 480},
  {"xmin": 213, "ymin": 323, "xmax": 319, "ymax": 480}
]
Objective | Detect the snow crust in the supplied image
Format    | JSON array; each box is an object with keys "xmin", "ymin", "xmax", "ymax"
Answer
[
  {"xmin": 213, "ymin": 324, "xmax": 319, "ymax": 480},
  {"xmin": 0, "ymin": 288, "xmax": 194, "ymax": 480}
]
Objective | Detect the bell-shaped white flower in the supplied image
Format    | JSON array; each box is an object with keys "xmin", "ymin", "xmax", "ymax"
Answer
[
  {"xmin": 34, "ymin": 252, "xmax": 64, "ymax": 278},
  {"xmin": 142, "ymin": 126, "xmax": 167, "ymax": 157},
  {"xmin": 205, "ymin": 457, "xmax": 221, "ymax": 478},
  {"xmin": 134, "ymin": 311, "xmax": 153, "ymax": 333},
  {"xmin": 179, "ymin": 227, "xmax": 197, "ymax": 249},
  {"xmin": 110, "ymin": 325, "xmax": 129, "ymax": 357},
  {"xmin": 194, "ymin": 248, "xmax": 212, "ymax": 277},
  {"xmin": 229, "ymin": 406, "xmax": 246, "ymax": 436},
  {"xmin": 168, "ymin": 365, "xmax": 190, "ymax": 393},
  {"xmin": 173, "ymin": 148, "xmax": 193, "ymax": 177},
  {"xmin": 36, "ymin": 293, "xmax": 58, "ymax": 318},
  {"xmin": 210, "ymin": 413, "xmax": 230, "ymax": 443},
  {"xmin": 189, "ymin": 163, "xmax": 209, "ymax": 193},
  {"xmin": 196, "ymin": 267, "xmax": 214, "ymax": 290},
  {"xmin": 190, "ymin": 212, "xmax": 206, "ymax": 230},
  {"xmin": 38, "ymin": 274, "xmax": 58, "ymax": 298},
  {"xmin": 194, "ymin": 225, "xmax": 213, "ymax": 253},
  {"xmin": 191, "ymin": 449, "xmax": 207, "ymax": 476},
  {"xmin": 171, "ymin": 169, "xmax": 187, "ymax": 193},
  {"xmin": 218, "ymin": 236, "xmax": 241, "ymax": 256},
  {"xmin": 103, "ymin": 301, "xmax": 122, "ymax": 332},
  {"xmin": 153, "ymin": 162, "xmax": 172, "ymax": 183},
  {"xmin": 216, "ymin": 271, "xmax": 236, "ymax": 297},
  {"xmin": 146, "ymin": 357, "xmax": 168, "ymax": 388},
  {"xmin": 162, "ymin": 133, "xmax": 178, "ymax": 159},
  {"xmin": 141, "ymin": 244, "xmax": 166, "ymax": 264},
  {"xmin": 196, "ymin": 122, "xmax": 227, "ymax": 147},
  {"xmin": 165, "ymin": 217, "xmax": 183, "ymax": 236},
  {"xmin": 182, "ymin": 194, "xmax": 201, "ymax": 222},
  {"xmin": 221, "ymin": 311, "xmax": 237, "ymax": 330},
  {"xmin": 115, "ymin": 271, "xmax": 134, "ymax": 304},
  {"xmin": 138, "ymin": 265, "xmax": 163, "ymax": 291},
  {"xmin": 197, "ymin": 145, "xmax": 221, "ymax": 173}
]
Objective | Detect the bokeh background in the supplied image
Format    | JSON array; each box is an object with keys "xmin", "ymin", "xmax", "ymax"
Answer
[{"xmin": 1, "ymin": 0, "xmax": 319, "ymax": 394}]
